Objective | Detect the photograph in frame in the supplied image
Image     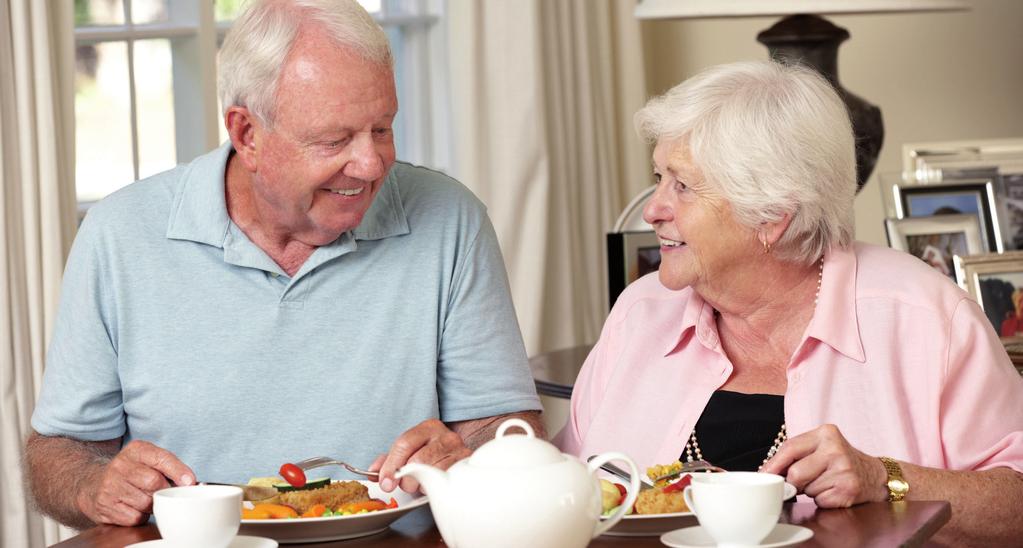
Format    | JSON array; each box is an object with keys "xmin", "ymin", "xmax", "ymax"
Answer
[
  {"xmin": 893, "ymin": 179, "xmax": 1002, "ymax": 252},
  {"xmin": 954, "ymin": 251, "xmax": 1023, "ymax": 342},
  {"xmin": 885, "ymin": 214, "xmax": 985, "ymax": 281},
  {"xmin": 1000, "ymin": 171, "xmax": 1023, "ymax": 249},
  {"xmin": 606, "ymin": 231, "xmax": 660, "ymax": 309}
]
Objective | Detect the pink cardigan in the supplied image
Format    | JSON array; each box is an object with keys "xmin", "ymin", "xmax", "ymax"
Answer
[{"xmin": 556, "ymin": 243, "xmax": 1023, "ymax": 475}]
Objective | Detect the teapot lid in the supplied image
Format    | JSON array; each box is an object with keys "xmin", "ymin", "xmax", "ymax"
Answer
[{"xmin": 469, "ymin": 419, "xmax": 565, "ymax": 468}]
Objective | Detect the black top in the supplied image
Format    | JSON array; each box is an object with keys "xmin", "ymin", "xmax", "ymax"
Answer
[{"xmin": 683, "ymin": 390, "xmax": 785, "ymax": 472}]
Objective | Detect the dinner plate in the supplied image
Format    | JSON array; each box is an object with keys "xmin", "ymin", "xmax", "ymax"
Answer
[
  {"xmin": 604, "ymin": 482, "xmax": 797, "ymax": 537},
  {"xmin": 660, "ymin": 523, "xmax": 813, "ymax": 547},
  {"xmin": 238, "ymin": 480, "xmax": 428, "ymax": 544}
]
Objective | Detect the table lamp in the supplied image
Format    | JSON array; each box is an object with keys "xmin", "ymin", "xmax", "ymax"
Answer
[{"xmin": 634, "ymin": 0, "xmax": 970, "ymax": 193}]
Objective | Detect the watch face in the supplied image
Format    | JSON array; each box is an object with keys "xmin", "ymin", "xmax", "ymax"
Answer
[{"xmin": 889, "ymin": 479, "xmax": 910, "ymax": 494}]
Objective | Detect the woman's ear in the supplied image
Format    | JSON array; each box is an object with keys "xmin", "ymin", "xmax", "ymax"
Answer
[
  {"xmin": 224, "ymin": 106, "xmax": 259, "ymax": 172},
  {"xmin": 759, "ymin": 212, "xmax": 794, "ymax": 249}
]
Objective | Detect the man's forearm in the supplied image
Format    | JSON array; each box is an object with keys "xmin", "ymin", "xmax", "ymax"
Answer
[
  {"xmin": 902, "ymin": 463, "xmax": 1023, "ymax": 546},
  {"xmin": 24, "ymin": 432, "xmax": 119, "ymax": 530},
  {"xmin": 450, "ymin": 410, "xmax": 547, "ymax": 450}
]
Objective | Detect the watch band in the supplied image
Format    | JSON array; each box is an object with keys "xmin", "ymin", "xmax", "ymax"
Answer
[{"xmin": 879, "ymin": 456, "xmax": 909, "ymax": 502}]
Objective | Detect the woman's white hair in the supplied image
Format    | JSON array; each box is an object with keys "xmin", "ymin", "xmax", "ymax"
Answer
[
  {"xmin": 634, "ymin": 61, "xmax": 856, "ymax": 264},
  {"xmin": 218, "ymin": 0, "xmax": 392, "ymax": 126}
]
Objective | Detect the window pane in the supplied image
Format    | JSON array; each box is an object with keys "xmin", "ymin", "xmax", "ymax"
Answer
[
  {"xmin": 386, "ymin": 26, "xmax": 405, "ymax": 160},
  {"xmin": 359, "ymin": 0, "xmax": 382, "ymax": 14},
  {"xmin": 134, "ymin": 39, "xmax": 177, "ymax": 180},
  {"xmin": 216, "ymin": 0, "xmax": 244, "ymax": 21},
  {"xmin": 131, "ymin": 0, "xmax": 168, "ymax": 24},
  {"xmin": 75, "ymin": 41, "xmax": 134, "ymax": 202},
  {"xmin": 75, "ymin": 0, "xmax": 126, "ymax": 26}
]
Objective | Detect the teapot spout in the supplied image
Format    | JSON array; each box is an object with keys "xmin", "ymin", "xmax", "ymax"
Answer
[{"xmin": 395, "ymin": 462, "xmax": 449, "ymax": 500}]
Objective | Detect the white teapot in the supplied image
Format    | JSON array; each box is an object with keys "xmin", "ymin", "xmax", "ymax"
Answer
[{"xmin": 396, "ymin": 418, "xmax": 639, "ymax": 548}]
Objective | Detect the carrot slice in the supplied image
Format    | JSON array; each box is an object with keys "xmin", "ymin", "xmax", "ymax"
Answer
[
  {"xmin": 301, "ymin": 504, "xmax": 327, "ymax": 518},
  {"xmin": 248, "ymin": 503, "xmax": 298, "ymax": 519}
]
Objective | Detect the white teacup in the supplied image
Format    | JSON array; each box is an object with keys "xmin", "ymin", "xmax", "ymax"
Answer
[
  {"xmin": 682, "ymin": 472, "xmax": 783, "ymax": 548},
  {"xmin": 153, "ymin": 484, "xmax": 242, "ymax": 548}
]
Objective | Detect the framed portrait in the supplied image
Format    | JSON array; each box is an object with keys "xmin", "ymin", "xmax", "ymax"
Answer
[
  {"xmin": 606, "ymin": 231, "xmax": 660, "ymax": 309},
  {"xmin": 902, "ymin": 138, "xmax": 1023, "ymax": 182},
  {"xmin": 953, "ymin": 251, "xmax": 1023, "ymax": 342},
  {"xmin": 892, "ymin": 179, "xmax": 1002, "ymax": 252},
  {"xmin": 885, "ymin": 214, "xmax": 985, "ymax": 281}
]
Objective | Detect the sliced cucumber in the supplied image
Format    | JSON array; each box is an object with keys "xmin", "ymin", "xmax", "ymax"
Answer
[{"xmin": 274, "ymin": 477, "xmax": 331, "ymax": 493}]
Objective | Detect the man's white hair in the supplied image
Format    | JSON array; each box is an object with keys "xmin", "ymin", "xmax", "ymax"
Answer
[
  {"xmin": 218, "ymin": 0, "xmax": 392, "ymax": 127},
  {"xmin": 634, "ymin": 61, "xmax": 856, "ymax": 264}
]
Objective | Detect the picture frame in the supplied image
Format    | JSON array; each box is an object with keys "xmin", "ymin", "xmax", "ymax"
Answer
[
  {"xmin": 892, "ymin": 179, "xmax": 1002, "ymax": 252},
  {"xmin": 953, "ymin": 251, "xmax": 1023, "ymax": 342},
  {"xmin": 902, "ymin": 138, "xmax": 1023, "ymax": 182},
  {"xmin": 606, "ymin": 231, "xmax": 660, "ymax": 309},
  {"xmin": 885, "ymin": 214, "xmax": 985, "ymax": 281}
]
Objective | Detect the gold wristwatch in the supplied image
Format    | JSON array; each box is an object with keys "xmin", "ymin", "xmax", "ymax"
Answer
[{"xmin": 879, "ymin": 457, "xmax": 909, "ymax": 502}]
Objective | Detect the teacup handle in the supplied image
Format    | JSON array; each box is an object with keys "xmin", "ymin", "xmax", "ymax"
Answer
[
  {"xmin": 682, "ymin": 485, "xmax": 697, "ymax": 515},
  {"xmin": 586, "ymin": 452, "xmax": 640, "ymax": 538}
]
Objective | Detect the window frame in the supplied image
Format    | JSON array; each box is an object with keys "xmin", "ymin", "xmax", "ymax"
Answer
[{"xmin": 73, "ymin": 0, "xmax": 449, "ymax": 211}]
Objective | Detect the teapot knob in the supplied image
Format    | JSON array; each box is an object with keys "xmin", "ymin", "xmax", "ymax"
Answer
[{"xmin": 495, "ymin": 418, "xmax": 535, "ymax": 439}]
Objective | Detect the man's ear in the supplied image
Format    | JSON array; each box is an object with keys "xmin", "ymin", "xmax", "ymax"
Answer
[
  {"xmin": 224, "ymin": 106, "xmax": 259, "ymax": 172},
  {"xmin": 759, "ymin": 212, "xmax": 794, "ymax": 249}
]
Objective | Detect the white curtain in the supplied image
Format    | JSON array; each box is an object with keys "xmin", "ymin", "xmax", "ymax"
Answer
[
  {"xmin": 0, "ymin": 0, "xmax": 79, "ymax": 546},
  {"xmin": 447, "ymin": 0, "xmax": 650, "ymax": 356}
]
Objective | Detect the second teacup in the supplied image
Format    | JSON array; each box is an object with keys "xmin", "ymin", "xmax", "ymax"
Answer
[{"xmin": 682, "ymin": 471, "xmax": 783, "ymax": 548}]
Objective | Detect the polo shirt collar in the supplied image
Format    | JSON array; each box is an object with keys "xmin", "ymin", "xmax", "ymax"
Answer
[
  {"xmin": 166, "ymin": 142, "xmax": 409, "ymax": 248},
  {"xmin": 166, "ymin": 142, "xmax": 233, "ymax": 246},
  {"xmin": 806, "ymin": 245, "xmax": 866, "ymax": 362}
]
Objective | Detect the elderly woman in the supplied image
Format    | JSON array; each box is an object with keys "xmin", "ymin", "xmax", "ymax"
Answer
[{"xmin": 556, "ymin": 61, "xmax": 1023, "ymax": 545}]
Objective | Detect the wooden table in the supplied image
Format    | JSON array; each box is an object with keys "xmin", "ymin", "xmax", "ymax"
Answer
[{"xmin": 55, "ymin": 500, "xmax": 950, "ymax": 548}]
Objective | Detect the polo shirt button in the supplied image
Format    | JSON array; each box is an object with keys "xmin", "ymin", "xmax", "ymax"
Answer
[{"xmin": 270, "ymin": 272, "xmax": 279, "ymax": 278}]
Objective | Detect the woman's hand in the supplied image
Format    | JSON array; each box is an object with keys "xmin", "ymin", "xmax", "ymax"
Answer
[{"xmin": 760, "ymin": 424, "xmax": 888, "ymax": 508}]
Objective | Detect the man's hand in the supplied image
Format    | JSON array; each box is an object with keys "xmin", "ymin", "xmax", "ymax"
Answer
[
  {"xmin": 76, "ymin": 440, "xmax": 196, "ymax": 526},
  {"xmin": 760, "ymin": 424, "xmax": 887, "ymax": 508},
  {"xmin": 369, "ymin": 419, "xmax": 472, "ymax": 494}
]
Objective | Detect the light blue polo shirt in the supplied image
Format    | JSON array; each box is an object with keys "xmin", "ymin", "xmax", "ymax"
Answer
[{"xmin": 32, "ymin": 143, "xmax": 541, "ymax": 483}]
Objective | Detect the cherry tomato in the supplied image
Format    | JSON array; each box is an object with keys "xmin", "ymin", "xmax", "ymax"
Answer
[
  {"xmin": 662, "ymin": 473, "xmax": 692, "ymax": 494},
  {"xmin": 614, "ymin": 483, "xmax": 627, "ymax": 505},
  {"xmin": 279, "ymin": 463, "xmax": 306, "ymax": 488}
]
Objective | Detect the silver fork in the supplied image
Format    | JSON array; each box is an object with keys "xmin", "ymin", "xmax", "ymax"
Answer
[
  {"xmin": 588, "ymin": 456, "xmax": 724, "ymax": 490},
  {"xmin": 651, "ymin": 459, "xmax": 726, "ymax": 483},
  {"xmin": 293, "ymin": 456, "xmax": 380, "ymax": 480}
]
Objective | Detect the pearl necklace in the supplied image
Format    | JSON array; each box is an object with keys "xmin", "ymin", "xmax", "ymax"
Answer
[{"xmin": 686, "ymin": 255, "xmax": 825, "ymax": 469}]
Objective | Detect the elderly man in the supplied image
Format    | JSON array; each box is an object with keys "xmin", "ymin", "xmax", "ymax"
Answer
[{"xmin": 25, "ymin": 0, "xmax": 542, "ymax": 529}]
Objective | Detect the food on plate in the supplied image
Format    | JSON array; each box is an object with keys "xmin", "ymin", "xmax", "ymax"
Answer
[
  {"xmin": 599, "ymin": 479, "xmax": 627, "ymax": 513},
  {"xmin": 262, "ymin": 480, "xmax": 370, "ymax": 514},
  {"xmin": 279, "ymin": 462, "xmax": 307, "ymax": 488},
  {"xmin": 601, "ymin": 463, "xmax": 695, "ymax": 516},
  {"xmin": 241, "ymin": 470, "xmax": 399, "ymax": 519},
  {"xmin": 646, "ymin": 461, "xmax": 684, "ymax": 486},
  {"xmin": 634, "ymin": 474, "xmax": 690, "ymax": 514}
]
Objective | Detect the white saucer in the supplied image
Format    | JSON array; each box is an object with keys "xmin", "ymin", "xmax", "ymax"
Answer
[
  {"xmin": 128, "ymin": 535, "xmax": 278, "ymax": 548},
  {"xmin": 661, "ymin": 523, "xmax": 813, "ymax": 547}
]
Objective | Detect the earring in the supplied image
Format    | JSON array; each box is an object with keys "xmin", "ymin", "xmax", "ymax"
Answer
[{"xmin": 760, "ymin": 235, "xmax": 772, "ymax": 254}]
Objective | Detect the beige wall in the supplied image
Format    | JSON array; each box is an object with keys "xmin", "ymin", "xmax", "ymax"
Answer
[{"xmin": 638, "ymin": 0, "xmax": 1023, "ymax": 246}]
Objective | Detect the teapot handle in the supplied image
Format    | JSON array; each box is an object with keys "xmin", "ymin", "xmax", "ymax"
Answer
[{"xmin": 586, "ymin": 452, "xmax": 640, "ymax": 538}]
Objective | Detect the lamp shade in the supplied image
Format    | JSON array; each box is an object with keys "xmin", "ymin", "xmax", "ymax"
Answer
[{"xmin": 634, "ymin": 0, "xmax": 970, "ymax": 19}]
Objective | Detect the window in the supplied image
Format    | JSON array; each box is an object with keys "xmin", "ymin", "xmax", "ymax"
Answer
[{"xmin": 74, "ymin": 0, "xmax": 448, "ymax": 209}]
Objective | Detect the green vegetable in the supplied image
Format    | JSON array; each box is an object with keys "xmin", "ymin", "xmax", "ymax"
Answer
[{"xmin": 273, "ymin": 477, "xmax": 330, "ymax": 492}]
